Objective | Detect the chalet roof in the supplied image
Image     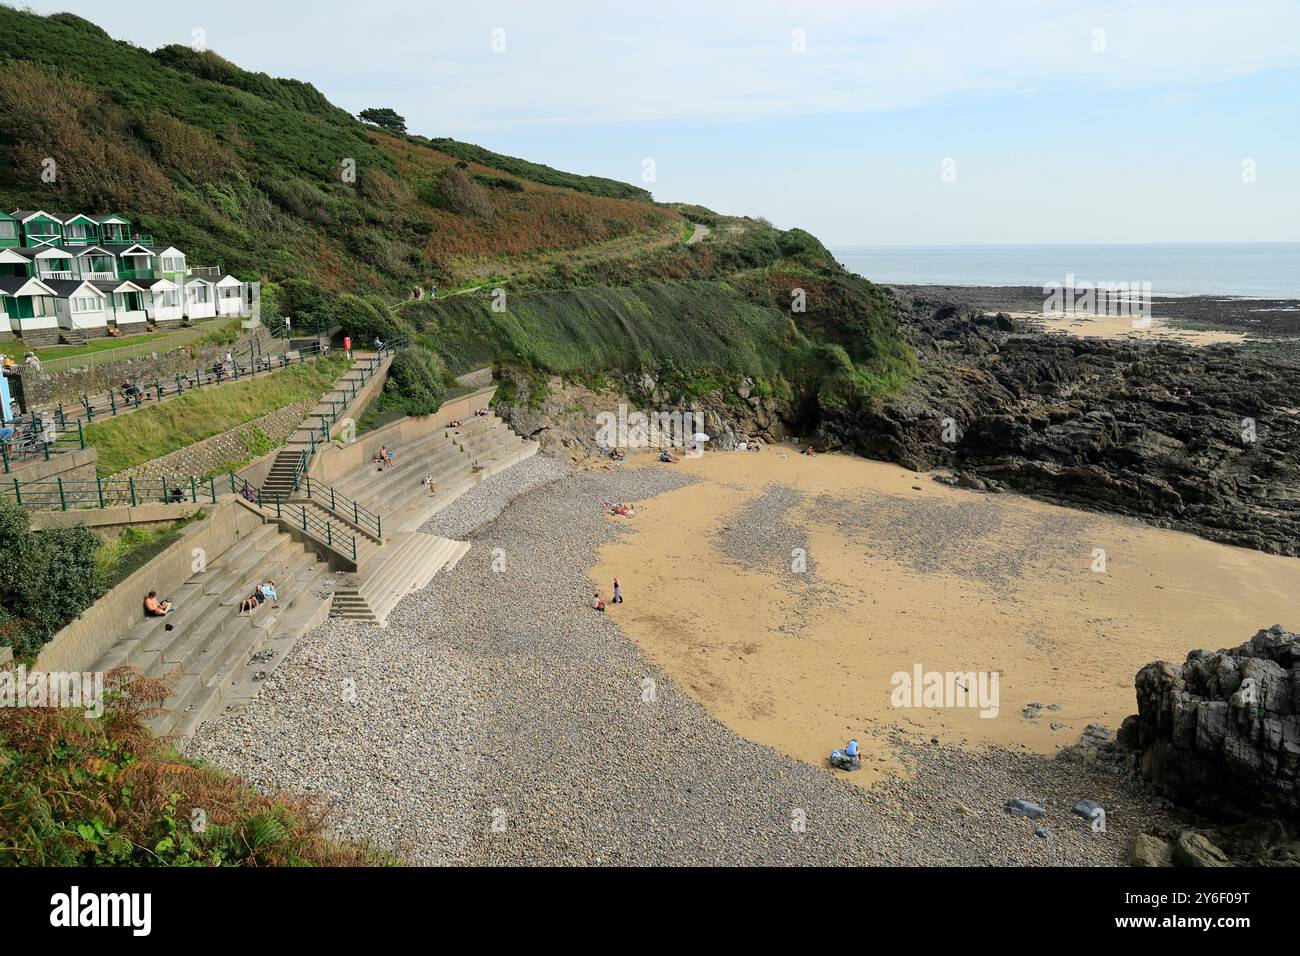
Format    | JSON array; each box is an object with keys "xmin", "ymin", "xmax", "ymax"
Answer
[
  {"xmin": 0, "ymin": 276, "xmax": 56, "ymax": 296},
  {"xmin": 42, "ymin": 279, "xmax": 102, "ymax": 298},
  {"xmin": 214, "ymin": 274, "xmax": 244, "ymax": 287},
  {"xmin": 11, "ymin": 210, "xmax": 58, "ymax": 223},
  {"xmin": 91, "ymin": 279, "xmax": 147, "ymax": 294}
]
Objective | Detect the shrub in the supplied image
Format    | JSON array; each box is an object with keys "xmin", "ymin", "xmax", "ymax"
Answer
[
  {"xmin": 338, "ymin": 293, "xmax": 406, "ymax": 345},
  {"xmin": 382, "ymin": 347, "xmax": 447, "ymax": 416},
  {"xmin": 0, "ymin": 670, "xmax": 379, "ymax": 865},
  {"xmin": 0, "ymin": 500, "xmax": 102, "ymax": 660},
  {"xmin": 436, "ymin": 166, "xmax": 494, "ymax": 220}
]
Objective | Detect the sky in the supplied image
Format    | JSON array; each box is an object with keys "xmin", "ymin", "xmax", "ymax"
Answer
[{"xmin": 27, "ymin": 0, "xmax": 1300, "ymax": 244}]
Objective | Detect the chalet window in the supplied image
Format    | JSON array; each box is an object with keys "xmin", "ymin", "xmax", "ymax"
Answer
[
  {"xmin": 163, "ymin": 291, "xmax": 180, "ymax": 307},
  {"xmin": 72, "ymin": 296, "xmax": 100, "ymax": 313},
  {"xmin": 65, "ymin": 224, "xmax": 87, "ymax": 239},
  {"xmin": 0, "ymin": 222, "xmax": 15, "ymax": 240},
  {"xmin": 162, "ymin": 256, "xmax": 184, "ymax": 272}
]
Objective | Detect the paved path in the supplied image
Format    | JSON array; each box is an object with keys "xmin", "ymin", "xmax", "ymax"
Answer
[{"xmin": 686, "ymin": 222, "xmax": 710, "ymax": 245}]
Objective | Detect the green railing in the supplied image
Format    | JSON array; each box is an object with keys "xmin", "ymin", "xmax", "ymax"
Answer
[
  {"xmin": 3, "ymin": 472, "xmax": 221, "ymax": 511},
  {"xmin": 24, "ymin": 339, "xmax": 330, "ymax": 430},
  {"xmin": 298, "ymin": 473, "xmax": 382, "ymax": 539},
  {"xmin": 225, "ymin": 473, "xmax": 357, "ymax": 563},
  {"xmin": 0, "ymin": 419, "xmax": 86, "ymax": 475}
]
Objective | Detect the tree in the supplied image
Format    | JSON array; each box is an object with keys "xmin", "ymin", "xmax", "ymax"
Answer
[{"xmin": 358, "ymin": 107, "xmax": 406, "ymax": 135}]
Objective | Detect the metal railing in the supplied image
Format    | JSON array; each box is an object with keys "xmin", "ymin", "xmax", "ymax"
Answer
[
  {"xmin": 0, "ymin": 418, "xmax": 86, "ymax": 475},
  {"xmin": 226, "ymin": 473, "xmax": 358, "ymax": 563},
  {"xmin": 3, "ymin": 472, "xmax": 221, "ymax": 510},
  {"xmin": 21, "ymin": 339, "xmax": 334, "ymax": 430},
  {"xmin": 298, "ymin": 473, "xmax": 382, "ymax": 539}
]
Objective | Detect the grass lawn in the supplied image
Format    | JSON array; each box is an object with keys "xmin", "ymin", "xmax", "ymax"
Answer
[
  {"xmin": 32, "ymin": 319, "xmax": 242, "ymax": 363},
  {"xmin": 32, "ymin": 329, "xmax": 191, "ymax": 362},
  {"xmin": 86, "ymin": 356, "xmax": 348, "ymax": 476}
]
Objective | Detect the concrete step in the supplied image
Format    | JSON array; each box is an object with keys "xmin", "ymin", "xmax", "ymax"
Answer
[{"xmin": 331, "ymin": 533, "xmax": 465, "ymax": 625}]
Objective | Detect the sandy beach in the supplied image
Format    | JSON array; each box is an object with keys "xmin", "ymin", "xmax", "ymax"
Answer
[
  {"xmin": 997, "ymin": 310, "xmax": 1247, "ymax": 345},
  {"xmin": 590, "ymin": 450, "xmax": 1298, "ymax": 786}
]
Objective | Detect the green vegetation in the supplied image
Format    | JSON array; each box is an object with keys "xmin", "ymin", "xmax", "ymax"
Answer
[
  {"xmin": 0, "ymin": 670, "xmax": 380, "ymax": 865},
  {"xmin": 358, "ymin": 106, "xmax": 406, "ymax": 135},
  {"xmin": 85, "ymin": 357, "xmax": 347, "ymax": 475},
  {"xmin": 0, "ymin": 5, "xmax": 914, "ymax": 445},
  {"xmin": 417, "ymin": 137, "xmax": 652, "ymax": 201},
  {"xmin": 0, "ymin": 499, "xmax": 102, "ymax": 660},
  {"xmin": 94, "ymin": 512, "xmax": 206, "ymax": 589}
]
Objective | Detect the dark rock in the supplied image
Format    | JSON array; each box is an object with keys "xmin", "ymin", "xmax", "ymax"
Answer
[
  {"xmin": 1073, "ymin": 799, "xmax": 1104, "ymax": 822},
  {"xmin": 818, "ymin": 295, "xmax": 1300, "ymax": 558},
  {"xmin": 1131, "ymin": 625, "xmax": 1300, "ymax": 819},
  {"xmin": 1006, "ymin": 799, "xmax": 1047, "ymax": 820}
]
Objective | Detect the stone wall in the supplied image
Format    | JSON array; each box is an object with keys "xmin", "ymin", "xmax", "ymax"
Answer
[
  {"xmin": 109, "ymin": 398, "xmax": 317, "ymax": 483},
  {"xmin": 15, "ymin": 325, "xmax": 272, "ymax": 410}
]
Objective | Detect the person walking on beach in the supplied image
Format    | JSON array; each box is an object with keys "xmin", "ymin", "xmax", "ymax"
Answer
[{"xmin": 613, "ymin": 578, "xmax": 624, "ymax": 604}]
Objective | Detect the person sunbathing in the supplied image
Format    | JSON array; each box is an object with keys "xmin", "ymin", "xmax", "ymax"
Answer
[
  {"xmin": 239, "ymin": 592, "xmax": 261, "ymax": 614},
  {"xmin": 591, "ymin": 593, "xmax": 606, "ymax": 612},
  {"xmin": 379, "ymin": 446, "xmax": 394, "ymax": 466},
  {"xmin": 144, "ymin": 591, "xmax": 173, "ymax": 616},
  {"xmin": 658, "ymin": 449, "xmax": 679, "ymax": 463}
]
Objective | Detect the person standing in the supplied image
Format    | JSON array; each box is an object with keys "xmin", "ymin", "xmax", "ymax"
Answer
[{"xmin": 613, "ymin": 578, "xmax": 624, "ymax": 604}]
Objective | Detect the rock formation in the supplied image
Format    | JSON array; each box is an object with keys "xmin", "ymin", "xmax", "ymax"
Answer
[
  {"xmin": 1128, "ymin": 624, "xmax": 1300, "ymax": 819},
  {"xmin": 818, "ymin": 293, "xmax": 1300, "ymax": 556}
]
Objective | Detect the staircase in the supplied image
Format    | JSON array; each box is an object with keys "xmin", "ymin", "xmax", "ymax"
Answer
[
  {"xmin": 332, "ymin": 413, "xmax": 537, "ymax": 534},
  {"xmin": 58, "ymin": 328, "xmax": 89, "ymax": 346},
  {"xmin": 261, "ymin": 449, "xmax": 305, "ymax": 499},
  {"xmin": 92, "ymin": 523, "xmax": 330, "ymax": 737},
  {"xmin": 329, "ymin": 533, "xmax": 469, "ymax": 625}
]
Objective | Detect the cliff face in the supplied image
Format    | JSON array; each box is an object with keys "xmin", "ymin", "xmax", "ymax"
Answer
[{"xmin": 1131, "ymin": 625, "xmax": 1300, "ymax": 818}]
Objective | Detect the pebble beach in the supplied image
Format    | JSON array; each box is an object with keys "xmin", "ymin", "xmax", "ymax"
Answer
[{"xmin": 186, "ymin": 451, "xmax": 1237, "ymax": 865}]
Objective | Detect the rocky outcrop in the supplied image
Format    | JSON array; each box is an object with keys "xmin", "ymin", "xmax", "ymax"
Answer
[
  {"xmin": 493, "ymin": 370, "xmax": 790, "ymax": 462},
  {"xmin": 818, "ymin": 293, "xmax": 1300, "ymax": 556},
  {"xmin": 1128, "ymin": 624, "xmax": 1300, "ymax": 819}
]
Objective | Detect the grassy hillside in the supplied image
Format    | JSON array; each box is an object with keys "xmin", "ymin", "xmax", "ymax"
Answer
[
  {"xmin": 0, "ymin": 5, "xmax": 914, "ymax": 423},
  {"xmin": 0, "ymin": 7, "xmax": 676, "ymax": 290}
]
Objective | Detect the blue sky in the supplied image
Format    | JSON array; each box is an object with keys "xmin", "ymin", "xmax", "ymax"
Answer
[{"xmin": 28, "ymin": 0, "xmax": 1300, "ymax": 244}]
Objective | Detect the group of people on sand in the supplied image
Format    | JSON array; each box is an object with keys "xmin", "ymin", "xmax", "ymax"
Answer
[{"xmin": 591, "ymin": 577, "xmax": 624, "ymax": 612}]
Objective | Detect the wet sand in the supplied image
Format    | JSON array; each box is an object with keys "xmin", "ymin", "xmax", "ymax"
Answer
[
  {"xmin": 1003, "ymin": 310, "xmax": 1247, "ymax": 345},
  {"xmin": 590, "ymin": 451, "xmax": 1298, "ymax": 786}
]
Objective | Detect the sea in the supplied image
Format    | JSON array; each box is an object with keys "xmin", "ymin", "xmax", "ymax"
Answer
[{"xmin": 828, "ymin": 243, "xmax": 1300, "ymax": 299}]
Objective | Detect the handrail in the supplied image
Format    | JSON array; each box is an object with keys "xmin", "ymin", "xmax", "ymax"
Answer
[
  {"xmin": 299, "ymin": 473, "xmax": 382, "ymax": 539},
  {"xmin": 0, "ymin": 419, "xmax": 86, "ymax": 475},
  {"xmin": 1, "ymin": 471, "xmax": 221, "ymax": 510},
  {"xmin": 226, "ymin": 473, "xmax": 357, "ymax": 563},
  {"xmin": 22, "ymin": 339, "xmax": 332, "ymax": 429}
]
